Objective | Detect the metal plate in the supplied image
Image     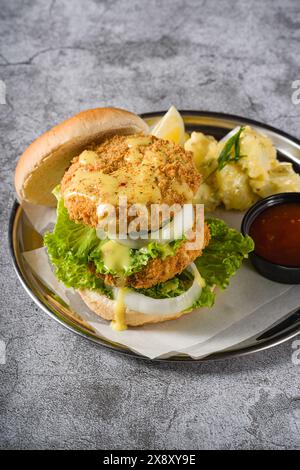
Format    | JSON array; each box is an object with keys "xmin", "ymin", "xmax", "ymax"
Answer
[{"xmin": 9, "ymin": 111, "xmax": 300, "ymax": 361}]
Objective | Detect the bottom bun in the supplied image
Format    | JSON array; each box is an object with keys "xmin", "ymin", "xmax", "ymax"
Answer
[{"xmin": 78, "ymin": 289, "xmax": 195, "ymax": 326}]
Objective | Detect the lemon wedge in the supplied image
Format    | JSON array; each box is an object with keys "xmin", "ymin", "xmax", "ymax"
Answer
[{"xmin": 151, "ymin": 106, "xmax": 185, "ymax": 146}]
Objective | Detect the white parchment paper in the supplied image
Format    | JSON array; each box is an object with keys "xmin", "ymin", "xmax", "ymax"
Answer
[{"xmin": 21, "ymin": 203, "xmax": 300, "ymax": 359}]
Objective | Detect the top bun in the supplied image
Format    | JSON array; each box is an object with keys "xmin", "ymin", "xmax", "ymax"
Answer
[{"xmin": 15, "ymin": 107, "xmax": 149, "ymax": 206}]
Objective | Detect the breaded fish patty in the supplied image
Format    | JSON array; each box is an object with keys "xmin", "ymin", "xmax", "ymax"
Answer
[
  {"xmin": 61, "ymin": 134, "xmax": 201, "ymax": 228},
  {"xmin": 93, "ymin": 223, "xmax": 210, "ymax": 289}
]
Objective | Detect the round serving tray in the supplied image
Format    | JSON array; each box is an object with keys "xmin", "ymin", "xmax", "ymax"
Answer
[{"xmin": 9, "ymin": 111, "xmax": 300, "ymax": 361}]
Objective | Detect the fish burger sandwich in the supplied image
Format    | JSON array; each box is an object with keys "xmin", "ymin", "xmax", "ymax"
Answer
[{"xmin": 15, "ymin": 107, "xmax": 253, "ymax": 330}]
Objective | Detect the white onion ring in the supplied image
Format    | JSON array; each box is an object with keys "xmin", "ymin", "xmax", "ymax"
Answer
[{"xmin": 113, "ymin": 262, "xmax": 202, "ymax": 316}]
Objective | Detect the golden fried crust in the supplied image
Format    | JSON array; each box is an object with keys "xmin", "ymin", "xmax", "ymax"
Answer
[
  {"xmin": 61, "ymin": 134, "xmax": 201, "ymax": 228},
  {"xmin": 95, "ymin": 223, "xmax": 211, "ymax": 289}
]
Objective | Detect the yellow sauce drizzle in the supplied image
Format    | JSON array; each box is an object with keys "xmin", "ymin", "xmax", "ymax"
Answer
[
  {"xmin": 101, "ymin": 240, "xmax": 131, "ymax": 273},
  {"xmin": 78, "ymin": 150, "xmax": 99, "ymax": 165},
  {"xmin": 64, "ymin": 138, "xmax": 163, "ymax": 206},
  {"xmin": 111, "ymin": 288, "xmax": 128, "ymax": 331},
  {"xmin": 126, "ymin": 135, "xmax": 152, "ymax": 148}
]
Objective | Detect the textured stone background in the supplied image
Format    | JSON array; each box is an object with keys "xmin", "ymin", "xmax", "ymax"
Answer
[{"xmin": 0, "ymin": 0, "xmax": 300, "ymax": 450}]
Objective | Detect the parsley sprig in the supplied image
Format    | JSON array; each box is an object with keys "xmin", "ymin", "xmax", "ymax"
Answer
[
  {"xmin": 203, "ymin": 126, "xmax": 245, "ymax": 184},
  {"xmin": 217, "ymin": 126, "xmax": 245, "ymax": 170}
]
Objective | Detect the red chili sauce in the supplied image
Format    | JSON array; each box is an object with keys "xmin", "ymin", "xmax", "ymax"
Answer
[{"xmin": 249, "ymin": 202, "xmax": 300, "ymax": 267}]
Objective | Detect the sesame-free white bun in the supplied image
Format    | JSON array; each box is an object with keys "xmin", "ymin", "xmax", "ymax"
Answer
[{"xmin": 15, "ymin": 107, "xmax": 149, "ymax": 206}]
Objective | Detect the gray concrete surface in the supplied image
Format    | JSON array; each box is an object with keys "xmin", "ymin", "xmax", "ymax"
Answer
[{"xmin": 0, "ymin": 0, "xmax": 300, "ymax": 450}]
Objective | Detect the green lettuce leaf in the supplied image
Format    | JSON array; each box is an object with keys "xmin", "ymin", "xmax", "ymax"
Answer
[
  {"xmin": 195, "ymin": 217, "xmax": 254, "ymax": 289},
  {"xmin": 191, "ymin": 285, "xmax": 216, "ymax": 309},
  {"xmin": 138, "ymin": 274, "xmax": 191, "ymax": 299},
  {"xmin": 127, "ymin": 238, "xmax": 184, "ymax": 276},
  {"xmin": 44, "ymin": 197, "xmax": 111, "ymax": 296}
]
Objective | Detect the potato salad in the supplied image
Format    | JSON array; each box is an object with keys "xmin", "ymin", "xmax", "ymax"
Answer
[{"xmin": 185, "ymin": 126, "xmax": 300, "ymax": 211}]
